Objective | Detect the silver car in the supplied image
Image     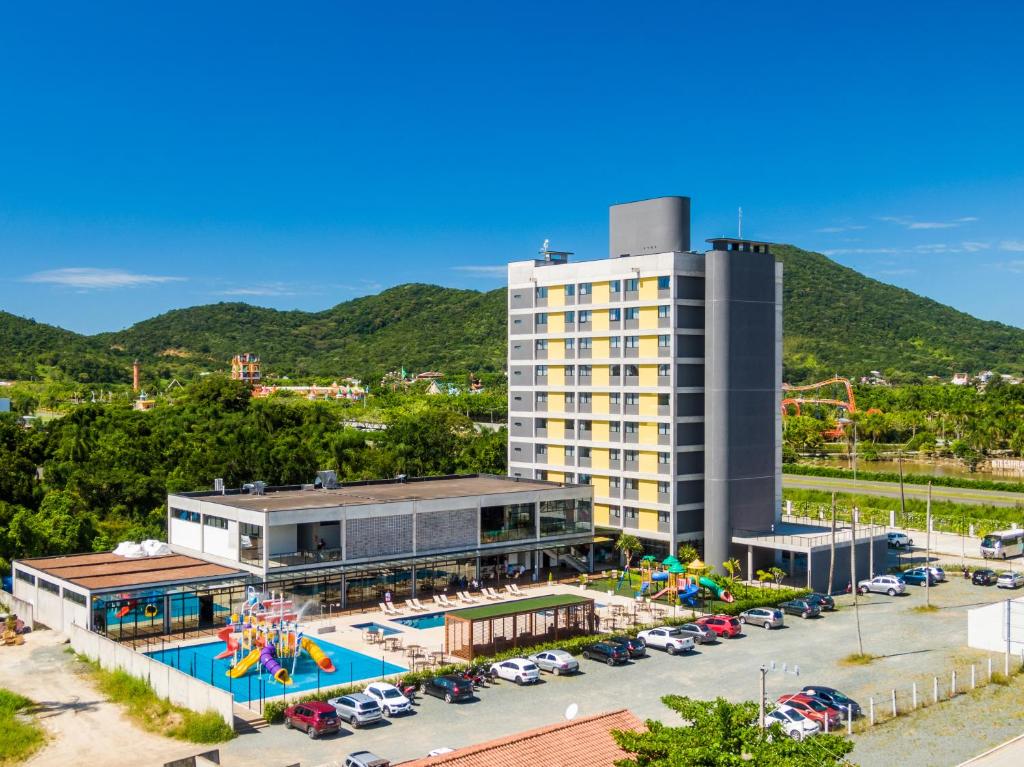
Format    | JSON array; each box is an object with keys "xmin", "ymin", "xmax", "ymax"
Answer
[
  {"xmin": 857, "ymin": 575, "xmax": 906, "ymax": 596},
  {"xmin": 328, "ymin": 693, "xmax": 384, "ymax": 728},
  {"xmin": 675, "ymin": 622, "xmax": 717, "ymax": 644},
  {"xmin": 997, "ymin": 571, "xmax": 1024, "ymax": 589},
  {"xmin": 528, "ymin": 649, "xmax": 579, "ymax": 675},
  {"xmin": 739, "ymin": 607, "xmax": 784, "ymax": 629}
]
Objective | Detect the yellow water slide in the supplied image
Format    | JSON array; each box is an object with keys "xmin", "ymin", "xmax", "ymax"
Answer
[
  {"xmin": 225, "ymin": 648, "xmax": 261, "ymax": 679},
  {"xmin": 301, "ymin": 637, "xmax": 336, "ymax": 672}
]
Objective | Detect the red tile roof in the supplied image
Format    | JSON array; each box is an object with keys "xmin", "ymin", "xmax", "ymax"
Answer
[{"xmin": 396, "ymin": 709, "xmax": 644, "ymax": 767}]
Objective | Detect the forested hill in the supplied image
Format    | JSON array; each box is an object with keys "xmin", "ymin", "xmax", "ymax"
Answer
[{"xmin": 3, "ymin": 246, "xmax": 1024, "ymax": 383}]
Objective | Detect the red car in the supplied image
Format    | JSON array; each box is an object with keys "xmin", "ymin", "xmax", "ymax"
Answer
[
  {"xmin": 776, "ymin": 693, "xmax": 842, "ymax": 730},
  {"xmin": 695, "ymin": 614, "xmax": 742, "ymax": 638},
  {"xmin": 284, "ymin": 701, "xmax": 342, "ymax": 739}
]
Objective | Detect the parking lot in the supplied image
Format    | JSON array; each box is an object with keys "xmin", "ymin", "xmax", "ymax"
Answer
[{"xmin": 210, "ymin": 558, "xmax": 1021, "ymax": 767}]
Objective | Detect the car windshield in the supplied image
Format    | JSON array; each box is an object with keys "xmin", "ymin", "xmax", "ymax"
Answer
[
  {"xmin": 802, "ymin": 698, "xmax": 827, "ymax": 711},
  {"xmin": 382, "ymin": 689, "xmax": 401, "ymax": 698},
  {"xmin": 982, "ymin": 535, "xmax": 1000, "ymax": 547}
]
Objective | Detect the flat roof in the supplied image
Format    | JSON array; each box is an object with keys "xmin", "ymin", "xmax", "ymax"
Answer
[
  {"xmin": 732, "ymin": 521, "xmax": 887, "ymax": 553},
  {"xmin": 181, "ymin": 474, "xmax": 566, "ymax": 513},
  {"xmin": 16, "ymin": 552, "xmax": 241, "ymax": 592},
  {"xmin": 446, "ymin": 593, "xmax": 593, "ymax": 622}
]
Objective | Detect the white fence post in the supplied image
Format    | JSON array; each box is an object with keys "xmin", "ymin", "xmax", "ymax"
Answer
[
  {"xmin": 847, "ymin": 705, "xmax": 853, "ymax": 735},
  {"xmin": 933, "ymin": 676, "xmax": 938, "ymax": 704},
  {"xmin": 951, "ymin": 670, "xmax": 957, "ymax": 697},
  {"xmin": 869, "ymin": 697, "xmax": 874, "ymax": 726},
  {"xmin": 971, "ymin": 665, "xmax": 976, "ymax": 690},
  {"xmin": 912, "ymin": 682, "xmax": 917, "ymax": 709},
  {"xmin": 988, "ymin": 657, "xmax": 993, "ymax": 682},
  {"xmin": 891, "ymin": 689, "xmax": 897, "ymax": 717}
]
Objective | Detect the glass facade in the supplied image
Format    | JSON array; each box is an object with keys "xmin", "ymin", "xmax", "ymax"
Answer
[
  {"xmin": 539, "ymin": 499, "xmax": 592, "ymax": 536},
  {"xmin": 480, "ymin": 502, "xmax": 536, "ymax": 544}
]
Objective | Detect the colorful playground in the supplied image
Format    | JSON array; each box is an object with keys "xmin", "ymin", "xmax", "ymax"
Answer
[{"xmin": 617, "ymin": 555, "xmax": 734, "ymax": 606}]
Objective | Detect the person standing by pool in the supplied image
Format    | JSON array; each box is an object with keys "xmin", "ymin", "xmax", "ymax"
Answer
[{"xmin": 384, "ymin": 589, "xmax": 393, "ymax": 607}]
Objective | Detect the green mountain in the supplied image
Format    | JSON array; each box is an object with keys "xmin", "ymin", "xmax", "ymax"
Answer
[{"xmin": 3, "ymin": 246, "xmax": 1024, "ymax": 384}]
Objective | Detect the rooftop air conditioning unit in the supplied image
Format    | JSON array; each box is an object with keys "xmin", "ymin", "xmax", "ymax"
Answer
[
  {"xmin": 213, "ymin": 477, "xmax": 225, "ymax": 494},
  {"xmin": 253, "ymin": 481, "xmax": 266, "ymax": 496},
  {"xmin": 316, "ymin": 470, "xmax": 338, "ymax": 489}
]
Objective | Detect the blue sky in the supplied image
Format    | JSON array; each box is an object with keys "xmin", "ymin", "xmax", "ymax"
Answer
[{"xmin": 1, "ymin": 2, "xmax": 1023, "ymax": 334}]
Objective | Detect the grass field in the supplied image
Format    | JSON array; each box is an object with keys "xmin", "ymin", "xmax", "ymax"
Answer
[{"xmin": 0, "ymin": 688, "xmax": 45, "ymax": 765}]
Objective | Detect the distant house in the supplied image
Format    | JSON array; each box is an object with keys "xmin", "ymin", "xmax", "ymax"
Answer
[
  {"xmin": 952, "ymin": 373, "xmax": 970, "ymax": 386},
  {"xmin": 395, "ymin": 709, "xmax": 644, "ymax": 767},
  {"xmin": 230, "ymin": 353, "xmax": 261, "ymax": 383}
]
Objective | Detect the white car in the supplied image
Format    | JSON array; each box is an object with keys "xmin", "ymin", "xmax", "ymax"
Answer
[
  {"xmin": 363, "ymin": 682, "xmax": 412, "ymax": 716},
  {"xmin": 637, "ymin": 626, "xmax": 695, "ymax": 655},
  {"xmin": 489, "ymin": 658, "xmax": 540, "ymax": 685},
  {"xmin": 765, "ymin": 705, "xmax": 820, "ymax": 741},
  {"xmin": 887, "ymin": 532, "xmax": 913, "ymax": 548},
  {"xmin": 857, "ymin": 575, "xmax": 906, "ymax": 596},
  {"xmin": 997, "ymin": 571, "xmax": 1024, "ymax": 589}
]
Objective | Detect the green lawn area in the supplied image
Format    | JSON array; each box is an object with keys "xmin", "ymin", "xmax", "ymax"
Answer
[
  {"xmin": 449, "ymin": 593, "xmax": 592, "ymax": 621},
  {"xmin": 0, "ymin": 688, "xmax": 45, "ymax": 765}
]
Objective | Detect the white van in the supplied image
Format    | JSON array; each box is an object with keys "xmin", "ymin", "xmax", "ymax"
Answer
[{"xmin": 981, "ymin": 529, "xmax": 1024, "ymax": 560}]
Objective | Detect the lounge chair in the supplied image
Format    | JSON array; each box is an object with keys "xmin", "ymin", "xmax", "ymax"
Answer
[
  {"xmin": 384, "ymin": 602, "xmax": 402, "ymax": 615},
  {"xmin": 379, "ymin": 602, "xmax": 391, "ymax": 614},
  {"xmin": 404, "ymin": 599, "xmax": 420, "ymax": 613},
  {"xmin": 485, "ymin": 587, "xmax": 503, "ymax": 600},
  {"xmin": 432, "ymin": 595, "xmax": 444, "ymax": 607},
  {"xmin": 504, "ymin": 585, "xmax": 517, "ymax": 597},
  {"xmin": 458, "ymin": 591, "xmax": 477, "ymax": 604},
  {"xmin": 437, "ymin": 594, "xmax": 454, "ymax": 607},
  {"xmin": 412, "ymin": 598, "xmax": 429, "ymax": 611},
  {"xmin": 508, "ymin": 583, "xmax": 525, "ymax": 596}
]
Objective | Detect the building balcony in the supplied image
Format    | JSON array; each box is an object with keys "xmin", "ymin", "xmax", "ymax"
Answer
[{"xmin": 268, "ymin": 547, "xmax": 343, "ymax": 569}]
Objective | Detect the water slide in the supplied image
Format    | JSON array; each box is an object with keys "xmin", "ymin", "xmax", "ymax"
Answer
[
  {"xmin": 259, "ymin": 643, "xmax": 292, "ymax": 685},
  {"xmin": 226, "ymin": 648, "xmax": 261, "ymax": 679},
  {"xmin": 301, "ymin": 637, "xmax": 336, "ymax": 672},
  {"xmin": 215, "ymin": 626, "xmax": 239, "ymax": 661},
  {"xmin": 651, "ymin": 587, "xmax": 671, "ymax": 600},
  {"xmin": 115, "ymin": 605, "xmax": 132, "ymax": 619},
  {"xmin": 678, "ymin": 583, "xmax": 700, "ymax": 606},
  {"xmin": 698, "ymin": 576, "xmax": 734, "ymax": 603},
  {"xmin": 650, "ymin": 571, "xmax": 669, "ymax": 582}
]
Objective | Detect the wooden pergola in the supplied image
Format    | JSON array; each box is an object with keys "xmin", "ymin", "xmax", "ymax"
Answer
[{"xmin": 444, "ymin": 594, "xmax": 596, "ymax": 661}]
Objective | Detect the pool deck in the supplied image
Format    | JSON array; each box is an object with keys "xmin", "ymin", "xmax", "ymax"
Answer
[{"xmin": 146, "ymin": 581, "xmax": 663, "ymax": 711}]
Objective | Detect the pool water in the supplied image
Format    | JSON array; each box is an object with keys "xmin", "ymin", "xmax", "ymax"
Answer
[
  {"xmin": 393, "ymin": 612, "xmax": 446, "ymax": 630},
  {"xmin": 352, "ymin": 622, "xmax": 401, "ymax": 636},
  {"xmin": 146, "ymin": 638, "xmax": 405, "ymax": 703}
]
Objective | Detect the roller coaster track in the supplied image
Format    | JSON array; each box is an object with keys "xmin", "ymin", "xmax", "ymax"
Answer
[{"xmin": 781, "ymin": 377, "xmax": 857, "ymax": 438}]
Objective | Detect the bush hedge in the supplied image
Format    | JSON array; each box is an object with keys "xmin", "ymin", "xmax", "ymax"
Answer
[{"xmin": 783, "ymin": 462, "xmax": 1024, "ymax": 494}]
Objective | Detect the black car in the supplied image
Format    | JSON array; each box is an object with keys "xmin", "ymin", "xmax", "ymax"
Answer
[
  {"xmin": 422, "ymin": 675, "xmax": 474, "ymax": 704},
  {"xmin": 973, "ymin": 568, "xmax": 998, "ymax": 586},
  {"xmin": 801, "ymin": 685, "xmax": 862, "ymax": 719},
  {"xmin": 581, "ymin": 641, "xmax": 630, "ymax": 665},
  {"xmin": 779, "ymin": 599, "xmax": 821, "ymax": 619},
  {"xmin": 606, "ymin": 635, "xmax": 647, "ymax": 658},
  {"xmin": 806, "ymin": 593, "xmax": 835, "ymax": 611}
]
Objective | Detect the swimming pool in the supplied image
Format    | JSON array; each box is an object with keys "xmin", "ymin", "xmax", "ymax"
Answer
[
  {"xmin": 352, "ymin": 622, "xmax": 401, "ymax": 636},
  {"xmin": 146, "ymin": 638, "xmax": 405, "ymax": 703},
  {"xmin": 393, "ymin": 612, "xmax": 446, "ymax": 630}
]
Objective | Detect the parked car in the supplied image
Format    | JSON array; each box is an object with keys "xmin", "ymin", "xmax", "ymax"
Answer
[
  {"xmin": 581, "ymin": 641, "xmax": 630, "ymax": 665},
  {"xmin": 777, "ymin": 693, "xmax": 843, "ymax": 730},
  {"xmin": 489, "ymin": 658, "xmax": 540, "ymax": 684},
  {"xmin": 901, "ymin": 567, "xmax": 937, "ymax": 586},
  {"xmin": 738, "ymin": 607, "xmax": 784, "ymax": 629},
  {"xmin": 805, "ymin": 593, "xmax": 835, "ymax": 611},
  {"xmin": 528, "ymin": 649, "xmax": 579, "ymax": 675},
  {"xmin": 973, "ymin": 568, "xmax": 998, "ymax": 586},
  {"xmin": 422, "ymin": 675, "xmax": 474, "ymax": 703},
  {"xmin": 857, "ymin": 575, "xmax": 906, "ymax": 596},
  {"xmin": 924, "ymin": 566, "xmax": 947, "ymax": 582},
  {"xmin": 887, "ymin": 532, "xmax": 913, "ymax": 548},
  {"xmin": 997, "ymin": 571, "xmax": 1024, "ymax": 589},
  {"xmin": 284, "ymin": 701, "xmax": 342, "ymax": 739},
  {"xmin": 328, "ymin": 693, "xmax": 384, "ymax": 728},
  {"xmin": 695, "ymin": 615, "xmax": 742, "ymax": 638},
  {"xmin": 675, "ymin": 622, "xmax": 717, "ymax": 644},
  {"xmin": 764, "ymin": 705, "xmax": 819, "ymax": 741},
  {"xmin": 606, "ymin": 635, "xmax": 647, "ymax": 658},
  {"xmin": 637, "ymin": 626, "xmax": 696, "ymax": 654},
  {"xmin": 363, "ymin": 682, "xmax": 412, "ymax": 716},
  {"xmin": 344, "ymin": 752, "xmax": 391, "ymax": 767},
  {"xmin": 779, "ymin": 599, "xmax": 820, "ymax": 619},
  {"xmin": 801, "ymin": 685, "xmax": 862, "ymax": 719}
]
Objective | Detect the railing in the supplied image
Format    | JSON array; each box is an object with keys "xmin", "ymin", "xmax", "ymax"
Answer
[{"xmin": 268, "ymin": 547, "xmax": 343, "ymax": 568}]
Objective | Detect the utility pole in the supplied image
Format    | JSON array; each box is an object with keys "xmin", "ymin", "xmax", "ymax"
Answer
[
  {"xmin": 926, "ymin": 482, "xmax": 932, "ymax": 608},
  {"xmin": 898, "ymin": 449, "xmax": 906, "ymax": 527},
  {"xmin": 758, "ymin": 664, "xmax": 768, "ymax": 730},
  {"xmin": 851, "ymin": 506, "xmax": 865, "ymax": 656},
  {"xmin": 827, "ymin": 492, "xmax": 837, "ymax": 595}
]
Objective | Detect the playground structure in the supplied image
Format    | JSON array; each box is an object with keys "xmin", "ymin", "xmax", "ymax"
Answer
[
  {"xmin": 781, "ymin": 376, "xmax": 874, "ymax": 440},
  {"xmin": 216, "ymin": 587, "xmax": 336, "ymax": 686},
  {"xmin": 634, "ymin": 556, "xmax": 734, "ymax": 606}
]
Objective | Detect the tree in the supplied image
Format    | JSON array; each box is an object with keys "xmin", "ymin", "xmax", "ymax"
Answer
[
  {"xmin": 615, "ymin": 534, "xmax": 643, "ymax": 571},
  {"xmin": 677, "ymin": 543, "xmax": 699, "ymax": 565},
  {"xmin": 613, "ymin": 695, "xmax": 854, "ymax": 767},
  {"xmin": 722, "ymin": 557, "xmax": 742, "ymax": 586},
  {"xmin": 769, "ymin": 566, "xmax": 786, "ymax": 589}
]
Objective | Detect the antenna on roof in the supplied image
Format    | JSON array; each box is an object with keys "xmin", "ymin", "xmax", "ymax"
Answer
[{"xmin": 738, "ymin": 207, "xmax": 743, "ymax": 239}]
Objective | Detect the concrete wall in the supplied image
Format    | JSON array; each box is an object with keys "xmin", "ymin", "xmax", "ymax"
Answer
[
  {"xmin": 968, "ymin": 597, "xmax": 1024, "ymax": 656},
  {"xmin": 69, "ymin": 624, "xmax": 235, "ymax": 729},
  {"xmin": 170, "ymin": 516, "xmax": 203, "ymax": 550},
  {"xmin": 704, "ymin": 247, "xmax": 780, "ymax": 570},
  {"xmin": 0, "ymin": 588, "xmax": 35, "ymax": 628},
  {"xmin": 269, "ymin": 524, "xmax": 297, "ymax": 555},
  {"xmin": 203, "ymin": 523, "xmax": 238, "ymax": 561},
  {"xmin": 609, "ymin": 196, "xmax": 691, "ymax": 257},
  {"xmin": 807, "ymin": 537, "xmax": 888, "ymax": 594}
]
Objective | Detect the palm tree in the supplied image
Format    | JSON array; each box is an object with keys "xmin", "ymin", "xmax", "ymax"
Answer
[
  {"xmin": 722, "ymin": 558, "xmax": 742, "ymax": 588},
  {"xmin": 615, "ymin": 534, "xmax": 643, "ymax": 572}
]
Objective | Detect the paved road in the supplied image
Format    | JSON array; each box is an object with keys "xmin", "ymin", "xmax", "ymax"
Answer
[{"xmin": 784, "ymin": 473, "xmax": 1024, "ymax": 508}]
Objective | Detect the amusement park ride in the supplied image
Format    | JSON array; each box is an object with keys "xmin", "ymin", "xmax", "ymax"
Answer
[{"xmin": 780, "ymin": 376, "xmax": 880, "ymax": 439}]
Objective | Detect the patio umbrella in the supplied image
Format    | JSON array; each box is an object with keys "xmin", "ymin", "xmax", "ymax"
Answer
[{"xmin": 688, "ymin": 558, "xmax": 706, "ymax": 571}]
